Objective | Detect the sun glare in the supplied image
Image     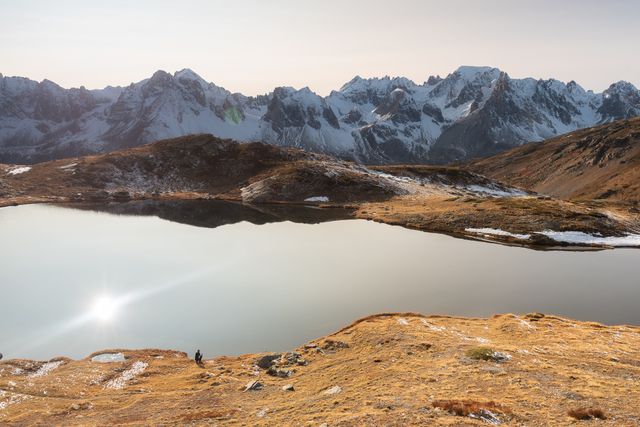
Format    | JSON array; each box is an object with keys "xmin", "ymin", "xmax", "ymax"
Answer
[{"xmin": 91, "ymin": 295, "xmax": 119, "ymax": 322}]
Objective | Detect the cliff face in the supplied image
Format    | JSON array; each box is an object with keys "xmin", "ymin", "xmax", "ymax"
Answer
[{"xmin": 1, "ymin": 313, "xmax": 638, "ymax": 425}]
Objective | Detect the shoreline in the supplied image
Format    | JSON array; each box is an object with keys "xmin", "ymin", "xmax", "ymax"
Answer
[{"xmin": 2, "ymin": 195, "xmax": 637, "ymax": 251}]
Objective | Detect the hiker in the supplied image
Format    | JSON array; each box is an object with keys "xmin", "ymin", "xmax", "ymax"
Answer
[{"xmin": 195, "ymin": 349, "xmax": 203, "ymax": 364}]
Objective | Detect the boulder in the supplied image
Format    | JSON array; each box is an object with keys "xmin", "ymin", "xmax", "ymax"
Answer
[{"xmin": 256, "ymin": 354, "xmax": 281, "ymax": 369}]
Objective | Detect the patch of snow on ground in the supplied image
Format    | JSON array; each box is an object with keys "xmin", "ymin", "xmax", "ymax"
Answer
[
  {"xmin": 58, "ymin": 163, "xmax": 77, "ymax": 170},
  {"xmin": 0, "ymin": 390, "xmax": 31, "ymax": 412},
  {"xmin": 7, "ymin": 166, "xmax": 31, "ymax": 175},
  {"xmin": 421, "ymin": 319, "xmax": 446, "ymax": 331},
  {"xmin": 369, "ymin": 170, "xmax": 414, "ymax": 184},
  {"xmin": 466, "ymin": 184, "xmax": 527, "ymax": 197},
  {"xmin": 469, "ymin": 409, "xmax": 502, "ymax": 425},
  {"xmin": 466, "ymin": 228, "xmax": 531, "ymax": 240},
  {"xmin": 304, "ymin": 196, "xmax": 329, "ymax": 202},
  {"xmin": 397, "ymin": 318, "xmax": 409, "ymax": 325},
  {"xmin": 28, "ymin": 361, "xmax": 63, "ymax": 378},
  {"xmin": 537, "ymin": 230, "xmax": 640, "ymax": 247},
  {"xmin": 92, "ymin": 353, "xmax": 126, "ymax": 363},
  {"xmin": 517, "ymin": 318, "xmax": 535, "ymax": 330},
  {"xmin": 105, "ymin": 361, "xmax": 148, "ymax": 389}
]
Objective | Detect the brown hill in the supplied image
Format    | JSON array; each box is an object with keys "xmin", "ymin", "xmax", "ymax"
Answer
[
  {"xmin": 470, "ymin": 117, "xmax": 640, "ymax": 202},
  {"xmin": 0, "ymin": 134, "xmax": 405, "ymax": 205}
]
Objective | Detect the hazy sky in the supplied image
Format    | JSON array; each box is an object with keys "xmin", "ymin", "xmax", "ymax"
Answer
[{"xmin": 1, "ymin": 0, "xmax": 638, "ymax": 95}]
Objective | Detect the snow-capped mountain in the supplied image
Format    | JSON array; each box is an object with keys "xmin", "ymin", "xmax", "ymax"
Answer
[{"xmin": 1, "ymin": 66, "xmax": 639, "ymax": 164}]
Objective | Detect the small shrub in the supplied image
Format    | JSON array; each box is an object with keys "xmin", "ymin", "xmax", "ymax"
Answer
[
  {"xmin": 466, "ymin": 347, "xmax": 495, "ymax": 361},
  {"xmin": 466, "ymin": 347, "xmax": 511, "ymax": 362},
  {"xmin": 568, "ymin": 407, "xmax": 606, "ymax": 420}
]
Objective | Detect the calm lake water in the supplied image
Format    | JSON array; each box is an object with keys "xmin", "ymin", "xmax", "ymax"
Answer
[{"xmin": 1, "ymin": 202, "xmax": 638, "ymax": 360}]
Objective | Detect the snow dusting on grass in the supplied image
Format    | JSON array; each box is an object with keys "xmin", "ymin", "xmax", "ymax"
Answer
[
  {"xmin": 466, "ymin": 184, "xmax": 527, "ymax": 198},
  {"xmin": 536, "ymin": 231, "xmax": 640, "ymax": 247},
  {"xmin": 91, "ymin": 353, "xmax": 126, "ymax": 363},
  {"xmin": 28, "ymin": 361, "xmax": 63, "ymax": 378},
  {"xmin": 466, "ymin": 228, "xmax": 531, "ymax": 240},
  {"xmin": 0, "ymin": 390, "xmax": 31, "ymax": 413},
  {"xmin": 7, "ymin": 166, "xmax": 31, "ymax": 175},
  {"xmin": 304, "ymin": 196, "xmax": 329, "ymax": 202},
  {"xmin": 105, "ymin": 361, "xmax": 148, "ymax": 389},
  {"xmin": 421, "ymin": 319, "xmax": 446, "ymax": 331},
  {"xmin": 466, "ymin": 228, "xmax": 640, "ymax": 247}
]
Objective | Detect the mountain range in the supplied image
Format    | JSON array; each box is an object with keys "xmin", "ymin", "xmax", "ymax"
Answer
[{"xmin": 1, "ymin": 66, "xmax": 639, "ymax": 164}]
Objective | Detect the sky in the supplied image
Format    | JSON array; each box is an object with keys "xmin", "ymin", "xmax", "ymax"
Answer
[{"xmin": 1, "ymin": 0, "xmax": 639, "ymax": 95}]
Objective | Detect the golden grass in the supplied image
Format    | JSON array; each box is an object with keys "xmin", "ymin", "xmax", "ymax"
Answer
[{"xmin": 1, "ymin": 313, "xmax": 638, "ymax": 425}]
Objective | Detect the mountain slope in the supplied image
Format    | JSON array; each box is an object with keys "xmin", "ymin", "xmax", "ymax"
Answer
[
  {"xmin": 470, "ymin": 117, "xmax": 640, "ymax": 201},
  {"xmin": 0, "ymin": 134, "xmax": 411, "ymax": 205},
  {"xmin": 1, "ymin": 67, "xmax": 639, "ymax": 164}
]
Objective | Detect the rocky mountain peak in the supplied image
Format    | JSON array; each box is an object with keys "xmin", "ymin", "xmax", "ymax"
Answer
[{"xmin": 1, "ymin": 66, "xmax": 639, "ymax": 165}]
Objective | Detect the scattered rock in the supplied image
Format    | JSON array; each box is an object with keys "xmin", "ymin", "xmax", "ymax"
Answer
[
  {"xmin": 243, "ymin": 380, "xmax": 263, "ymax": 392},
  {"xmin": 303, "ymin": 343, "xmax": 318, "ymax": 349},
  {"xmin": 267, "ymin": 366, "xmax": 293, "ymax": 378},
  {"xmin": 322, "ymin": 340, "xmax": 349, "ymax": 351},
  {"xmin": 492, "ymin": 351, "xmax": 512, "ymax": 362},
  {"xmin": 323, "ymin": 385, "xmax": 342, "ymax": 395},
  {"xmin": 525, "ymin": 313, "xmax": 545, "ymax": 322},
  {"xmin": 282, "ymin": 384, "xmax": 295, "ymax": 392},
  {"xmin": 281, "ymin": 352, "xmax": 307, "ymax": 366},
  {"xmin": 256, "ymin": 354, "xmax": 281, "ymax": 369},
  {"xmin": 256, "ymin": 408, "xmax": 268, "ymax": 418},
  {"xmin": 69, "ymin": 402, "xmax": 92, "ymax": 411},
  {"xmin": 469, "ymin": 408, "xmax": 502, "ymax": 424}
]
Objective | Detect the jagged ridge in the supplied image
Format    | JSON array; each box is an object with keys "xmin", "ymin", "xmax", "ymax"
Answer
[{"xmin": 1, "ymin": 66, "xmax": 639, "ymax": 164}]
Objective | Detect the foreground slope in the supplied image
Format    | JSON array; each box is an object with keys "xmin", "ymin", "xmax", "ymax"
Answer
[
  {"xmin": 1, "ymin": 314, "xmax": 639, "ymax": 425},
  {"xmin": 471, "ymin": 117, "xmax": 640, "ymax": 202}
]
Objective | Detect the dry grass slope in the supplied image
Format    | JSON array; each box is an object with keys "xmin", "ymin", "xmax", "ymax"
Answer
[{"xmin": 1, "ymin": 313, "xmax": 639, "ymax": 426}]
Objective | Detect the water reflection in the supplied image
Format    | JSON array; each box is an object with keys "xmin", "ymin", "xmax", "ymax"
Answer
[
  {"xmin": 64, "ymin": 200, "xmax": 355, "ymax": 229},
  {"xmin": 0, "ymin": 202, "xmax": 638, "ymax": 361}
]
